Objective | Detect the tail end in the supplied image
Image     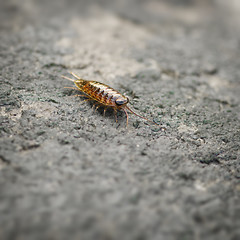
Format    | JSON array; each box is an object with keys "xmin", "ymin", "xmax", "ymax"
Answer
[
  {"xmin": 68, "ymin": 71, "xmax": 81, "ymax": 79},
  {"xmin": 62, "ymin": 75, "xmax": 76, "ymax": 82},
  {"xmin": 62, "ymin": 72, "xmax": 83, "ymax": 82}
]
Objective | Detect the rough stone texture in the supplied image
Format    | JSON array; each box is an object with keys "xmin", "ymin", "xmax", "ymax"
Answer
[{"xmin": 0, "ymin": 1, "xmax": 240, "ymax": 240}]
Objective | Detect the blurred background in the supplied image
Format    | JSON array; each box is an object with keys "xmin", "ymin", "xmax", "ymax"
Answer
[{"xmin": 1, "ymin": 1, "xmax": 240, "ymax": 240}]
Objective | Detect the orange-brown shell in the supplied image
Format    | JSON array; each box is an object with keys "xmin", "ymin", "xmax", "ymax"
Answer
[{"xmin": 74, "ymin": 80, "xmax": 129, "ymax": 109}]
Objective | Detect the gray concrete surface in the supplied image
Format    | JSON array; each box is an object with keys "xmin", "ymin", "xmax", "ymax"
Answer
[{"xmin": 0, "ymin": 0, "xmax": 240, "ymax": 240}]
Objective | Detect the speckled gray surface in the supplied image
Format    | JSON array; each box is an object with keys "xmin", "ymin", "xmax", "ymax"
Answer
[{"xmin": 0, "ymin": 1, "xmax": 240, "ymax": 240}]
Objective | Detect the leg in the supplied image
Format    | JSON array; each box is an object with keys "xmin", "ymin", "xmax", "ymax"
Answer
[
  {"xmin": 80, "ymin": 98, "xmax": 92, "ymax": 103},
  {"xmin": 64, "ymin": 87, "xmax": 79, "ymax": 90},
  {"xmin": 114, "ymin": 109, "xmax": 118, "ymax": 123},
  {"xmin": 103, "ymin": 108, "xmax": 107, "ymax": 117},
  {"xmin": 69, "ymin": 94, "xmax": 87, "ymax": 97},
  {"xmin": 95, "ymin": 105, "xmax": 100, "ymax": 112},
  {"xmin": 123, "ymin": 108, "xmax": 129, "ymax": 127},
  {"xmin": 92, "ymin": 103, "xmax": 96, "ymax": 110}
]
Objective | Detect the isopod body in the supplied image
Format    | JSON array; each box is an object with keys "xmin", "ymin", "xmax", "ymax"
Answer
[{"xmin": 62, "ymin": 72, "xmax": 159, "ymax": 127}]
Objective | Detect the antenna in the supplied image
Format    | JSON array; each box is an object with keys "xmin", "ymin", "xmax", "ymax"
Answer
[{"xmin": 125, "ymin": 106, "xmax": 159, "ymax": 126}]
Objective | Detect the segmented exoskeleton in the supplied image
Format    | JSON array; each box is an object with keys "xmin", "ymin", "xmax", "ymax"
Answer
[{"xmin": 62, "ymin": 72, "xmax": 159, "ymax": 127}]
